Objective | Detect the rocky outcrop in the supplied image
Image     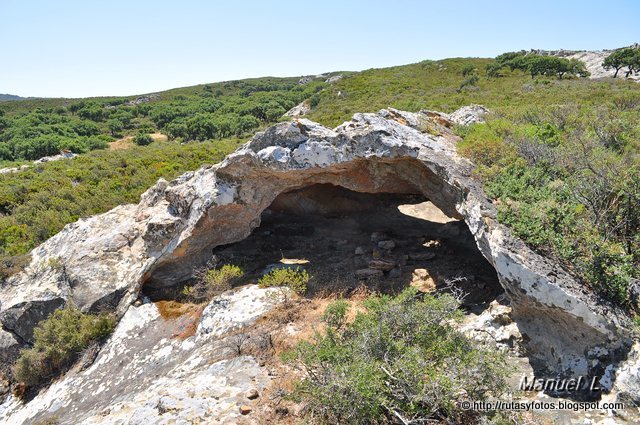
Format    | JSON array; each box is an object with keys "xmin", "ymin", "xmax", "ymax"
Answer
[
  {"xmin": 609, "ymin": 343, "xmax": 640, "ymax": 406},
  {"xmin": 445, "ymin": 104, "xmax": 488, "ymax": 126},
  {"xmin": 0, "ymin": 106, "xmax": 633, "ymax": 382},
  {"xmin": 0, "ymin": 285, "xmax": 283, "ymax": 424},
  {"xmin": 284, "ymin": 101, "xmax": 310, "ymax": 117}
]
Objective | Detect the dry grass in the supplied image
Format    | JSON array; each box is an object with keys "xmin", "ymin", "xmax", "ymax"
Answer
[
  {"xmin": 109, "ymin": 133, "xmax": 168, "ymax": 150},
  {"xmin": 108, "ymin": 136, "xmax": 133, "ymax": 150},
  {"xmin": 155, "ymin": 300, "xmax": 201, "ymax": 320}
]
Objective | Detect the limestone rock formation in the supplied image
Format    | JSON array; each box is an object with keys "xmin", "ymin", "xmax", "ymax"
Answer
[
  {"xmin": 0, "ymin": 285, "xmax": 283, "ymax": 424},
  {"xmin": 0, "ymin": 106, "xmax": 633, "ymax": 386}
]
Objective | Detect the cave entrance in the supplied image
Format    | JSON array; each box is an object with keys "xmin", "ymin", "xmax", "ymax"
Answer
[{"xmin": 196, "ymin": 183, "xmax": 503, "ymax": 309}]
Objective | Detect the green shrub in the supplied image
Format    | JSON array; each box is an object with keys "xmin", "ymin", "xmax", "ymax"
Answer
[
  {"xmin": 258, "ymin": 267, "xmax": 309, "ymax": 295},
  {"xmin": 133, "ymin": 132, "xmax": 154, "ymax": 146},
  {"xmin": 0, "ymin": 138, "xmax": 242, "ymax": 281},
  {"xmin": 461, "ymin": 64, "xmax": 476, "ymax": 77},
  {"xmin": 457, "ymin": 74, "xmax": 479, "ymax": 92},
  {"xmin": 183, "ymin": 264, "xmax": 244, "ymax": 302},
  {"xmin": 12, "ymin": 304, "xmax": 115, "ymax": 388},
  {"xmin": 321, "ymin": 299, "xmax": 349, "ymax": 330},
  {"xmin": 284, "ymin": 287, "xmax": 507, "ymax": 424}
]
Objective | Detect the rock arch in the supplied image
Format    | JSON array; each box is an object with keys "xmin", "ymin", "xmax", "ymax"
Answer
[{"xmin": 0, "ymin": 109, "xmax": 631, "ymax": 378}]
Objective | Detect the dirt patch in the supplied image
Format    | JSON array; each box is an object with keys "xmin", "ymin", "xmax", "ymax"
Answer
[
  {"xmin": 109, "ymin": 133, "xmax": 168, "ymax": 150},
  {"xmin": 108, "ymin": 136, "xmax": 133, "ymax": 150}
]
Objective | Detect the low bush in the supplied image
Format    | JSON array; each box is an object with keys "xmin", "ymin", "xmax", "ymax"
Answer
[
  {"xmin": 182, "ymin": 264, "xmax": 244, "ymax": 302},
  {"xmin": 258, "ymin": 267, "xmax": 309, "ymax": 296},
  {"xmin": 284, "ymin": 287, "xmax": 507, "ymax": 424},
  {"xmin": 12, "ymin": 304, "xmax": 115, "ymax": 389},
  {"xmin": 321, "ymin": 299, "xmax": 349, "ymax": 330},
  {"xmin": 133, "ymin": 132, "xmax": 154, "ymax": 146}
]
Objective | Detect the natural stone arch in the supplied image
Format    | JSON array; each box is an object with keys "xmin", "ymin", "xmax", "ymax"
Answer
[
  {"xmin": 143, "ymin": 156, "xmax": 456, "ymax": 289},
  {"xmin": 0, "ymin": 109, "xmax": 631, "ymax": 379}
]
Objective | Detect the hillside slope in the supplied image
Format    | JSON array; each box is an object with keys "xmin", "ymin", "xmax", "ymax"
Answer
[{"xmin": 1, "ymin": 55, "xmax": 638, "ymax": 310}]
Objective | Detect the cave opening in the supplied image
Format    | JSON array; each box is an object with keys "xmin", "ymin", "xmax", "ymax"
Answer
[{"xmin": 144, "ymin": 183, "xmax": 503, "ymax": 311}]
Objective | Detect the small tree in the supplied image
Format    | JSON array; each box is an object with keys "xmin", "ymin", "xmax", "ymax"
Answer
[
  {"xmin": 603, "ymin": 48, "xmax": 639, "ymax": 78},
  {"xmin": 461, "ymin": 64, "xmax": 476, "ymax": 77},
  {"xmin": 107, "ymin": 119, "xmax": 124, "ymax": 137}
]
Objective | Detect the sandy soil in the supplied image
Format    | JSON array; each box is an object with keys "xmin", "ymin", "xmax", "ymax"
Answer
[{"xmin": 108, "ymin": 133, "xmax": 168, "ymax": 150}]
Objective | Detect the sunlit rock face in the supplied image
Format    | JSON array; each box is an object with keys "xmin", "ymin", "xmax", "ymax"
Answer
[
  {"xmin": 0, "ymin": 285, "xmax": 283, "ymax": 424},
  {"xmin": 0, "ymin": 106, "xmax": 631, "ymax": 380}
]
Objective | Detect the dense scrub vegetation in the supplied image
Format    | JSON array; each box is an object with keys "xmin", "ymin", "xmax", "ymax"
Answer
[
  {"xmin": 0, "ymin": 139, "xmax": 242, "ymax": 279},
  {"xmin": 12, "ymin": 304, "xmax": 115, "ymax": 392},
  {"xmin": 0, "ymin": 78, "xmax": 323, "ymax": 163},
  {"xmin": 459, "ymin": 106, "xmax": 639, "ymax": 307},
  {"xmin": 306, "ymin": 58, "xmax": 639, "ymax": 310},
  {"xmin": 284, "ymin": 288, "xmax": 507, "ymax": 424}
]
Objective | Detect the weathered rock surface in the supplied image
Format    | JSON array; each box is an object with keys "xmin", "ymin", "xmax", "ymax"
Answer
[
  {"xmin": 284, "ymin": 101, "xmax": 310, "ymax": 117},
  {"xmin": 0, "ymin": 106, "xmax": 633, "ymax": 383},
  {"xmin": 445, "ymin": 104, "xmax": 489, "ymax": 125},
  {"xmin": 0, "ymin": 285, "xmax": 281, "ymax": 424},
  {"xmin": 460, "ymin": 297, "xmax": 524, "ymax": 355},
  {"xmin": 0, "ymin": 329, "xmax": 21, "ymax": 376},
  {"xmin": 608, "ymin": 342, "xmax": 640, "ymax": 406}
]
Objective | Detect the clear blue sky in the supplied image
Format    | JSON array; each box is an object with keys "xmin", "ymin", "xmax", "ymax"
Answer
[{"xmin": 1, "ymin": 0, "xmax": 638, "ymax": 98}]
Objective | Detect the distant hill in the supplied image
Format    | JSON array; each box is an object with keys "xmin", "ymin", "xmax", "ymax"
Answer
[{"xmin": 0, "ymin": 93, "xmax": 25, "ymax": 101}]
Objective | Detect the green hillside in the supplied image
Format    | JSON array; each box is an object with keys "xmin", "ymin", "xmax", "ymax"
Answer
[
  {"xmin": 1, "ymin": 57, "xmax": 638, "ymax": 310},
  {"xmin": 307, "ymin": 57, "xmax": 639, "ymax": 308}
]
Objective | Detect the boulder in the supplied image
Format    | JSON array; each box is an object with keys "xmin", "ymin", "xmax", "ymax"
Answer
[
  {"xmin": 411, "ymin": 268, "xmax": 437, "ymax": 293},
  {"xmin": 368, "ymin": 260, "xmax": 396, "ymax": 271},
  {"xmin": 284, "ymin": 101, "xmax": 310, "ymax": 117},
  {"xmin": 610, "ymin": 342, "xmax": 640, "ymax": 406},
  {"xmin": 0, "ymin": 107, "xmax": 632, "ymax": 379},
  {"xmin": 446, "ymin": 104, "xmax": 489, "ymax": 126}
]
